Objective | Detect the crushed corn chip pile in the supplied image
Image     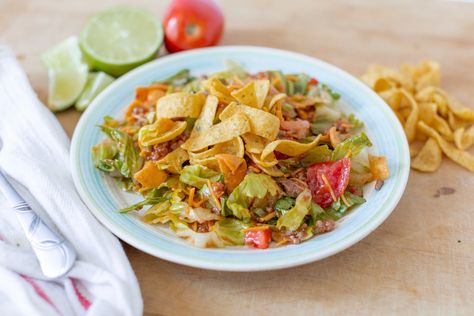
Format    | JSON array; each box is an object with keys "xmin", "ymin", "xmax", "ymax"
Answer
[{"xmin": 361, "ymin": 61, "xmax": 474, "ymax": 172}]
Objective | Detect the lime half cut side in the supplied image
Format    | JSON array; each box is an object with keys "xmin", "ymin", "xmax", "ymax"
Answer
[
  {"xmin": 41, "ymin": 37, "xmax": 89, "ymax": 111},
  {"xmin": 79, "ymin": 6, "xmax": 163, "ymax": 77}
]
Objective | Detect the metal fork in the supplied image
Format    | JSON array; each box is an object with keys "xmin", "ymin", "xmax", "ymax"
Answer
[{"xmin": 0, "ymin": 139, "xmax": 76, "ymax": 278}]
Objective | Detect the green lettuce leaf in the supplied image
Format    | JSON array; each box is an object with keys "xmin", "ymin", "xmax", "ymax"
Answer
[
  {"xmin": 346, "ymin": 113, "xmax": 364, "ymax": 130},
  {"xmin": 325, "ymin": 191, "xmax": 366, "ymax": 220},
  {"xmin": 168, "ymin": 215, "xmax": 225, "ymax": 248},
  {"xmin": 119, "ymin": 186, "xmax": 170, "ymax": 213},
  {"xmin": 309, "ymin": 202, "xmax": 326, "ymax": 223},
  {"xmin": 200, "ymin": 183, "xmax": 222, "ymax": 212},
  {"xmin": 276, "ymin": 189, "xmax": 312, "ymax": 231},
  {"xmin": 274, "ymin": 196, "xmax": 296, "ymax": 216},
  {"xmin": 331, "ymin": 132, "xmax": 372, "ymax": 161},
  {"xmin": 310, "ymin": 105, "xmax": 341, "ymax": 135},
  {"xmin": 310, "ymin": 118, "xmax": 332, "ymax": 135},
  {"xmin": 316, "ymin": 104, "xmax": 341, "ymax": 120},
  {"xmin": 98, "ymin": 125, "xmax": 143, "ymax": 178},
  {"xmin": 102, "ymin": 115, "xmax": 121, "ymax": 128},
  {"xmin": 141, "ymin": 200, "xmax": 172, "ymax": 223},
  {"xmin": 302, "ymin": 145, "xmax": 332, "ymax": 166},
  {"xmin": 226, "ymin": 173, "xmax": 281, "ymax": 220},
  {"xmin": 179, "ymin": 165, "xmax": 223, "ymax": 189},
  {"xmin": 321, "ymin": 84, "xmax": 341, "ymax": 101},
  {"xmin": 165, "ymin": 200, "xmax": 222, "ymax": 224},
  {"xmin": 92, "ymin": 140, "xmax": 118, "ymax": 172},
  {"xmin": 345, "ymin": 191, "xmax": 366, "ymax": 205},
  {"xmin": 293, "ymin": 73, "xmax": 310, "ymax": 95},
  {"xmin": 114, "ymin": 178, "xmax": 134, "ymax": 191},
  {"xmin": 154, "ymin": 69, "xmax": 195, "ymax": 86},
  {"xmin": 212, "ymin": 218, "xmax": 250, "ymax": 245}
]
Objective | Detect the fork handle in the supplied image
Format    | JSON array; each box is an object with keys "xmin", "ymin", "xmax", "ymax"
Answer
[{"xmin": 0, "ymin": 171, "xmax": 77, "ymax": 279}]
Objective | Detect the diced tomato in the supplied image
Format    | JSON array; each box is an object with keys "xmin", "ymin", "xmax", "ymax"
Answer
[
  {"xmin": 306, "ymin": 158, "xmax": 351, "ymax": 208},
  {"xmin": 347, "ymin": 185, "xmax": 363, "ymax": 197},
  {"xmin": 244, "ymin": 229, "xmax": 272, "ymax": 249},
  {"xmin": 308, "ymin": 77, "xmax": 319, "ymax": 85}
]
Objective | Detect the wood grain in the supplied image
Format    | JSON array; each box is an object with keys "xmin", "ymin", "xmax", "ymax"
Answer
[{"xmin": 1, "ymin": 0, "xmax": 473, "ymax": 314}]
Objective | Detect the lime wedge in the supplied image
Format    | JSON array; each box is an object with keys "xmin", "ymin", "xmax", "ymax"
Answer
[
  {"xmin": 79, "ymin": 6, "xmax": 163, "ymax": 77},
  {"xmin": 75, "ymin": 72, "xmax": 114, "ymax": 111},
  {"xmin": 41, "ymin": 37, "xmax": 89, "ymax": 111}
]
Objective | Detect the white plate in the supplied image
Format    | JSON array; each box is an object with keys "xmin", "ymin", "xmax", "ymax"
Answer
[{"xmin": 70, "ymin": 46, "xmax": 410, "ymax": 271}]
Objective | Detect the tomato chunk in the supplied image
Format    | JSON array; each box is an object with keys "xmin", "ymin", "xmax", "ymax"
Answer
[
  {"xmin": 306, "ymin": 158, "xmax": 351, "ymax": 208},
  {"xmin": 244, "ymin": 229, "xmax": 272, "ymax": 249},
  {"xmin": 308, "ymin": 77, "xmax": 319, "ymax": 85}
]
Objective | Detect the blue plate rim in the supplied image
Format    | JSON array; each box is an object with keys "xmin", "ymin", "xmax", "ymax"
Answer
[{"xmin": 70, "ymin": 45, "xmax": 410, "ymax": 271}]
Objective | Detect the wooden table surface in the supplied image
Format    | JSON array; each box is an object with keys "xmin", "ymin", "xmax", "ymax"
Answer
[{"xmin": 2, "ymin": 0, "xmax": 474, "ymax": 314}]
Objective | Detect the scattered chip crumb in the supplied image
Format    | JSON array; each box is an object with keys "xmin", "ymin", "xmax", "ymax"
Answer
[
  {"xmin": 375, "ymin": 179, "xmax": 384, "ymax": 190},
  {"xmin": 433, "ymin": 187, "xmax": 456, "ymax": 198},
  {"xmin": 16, "ymin": 53, "xmax": 26, "ymax": 60}
]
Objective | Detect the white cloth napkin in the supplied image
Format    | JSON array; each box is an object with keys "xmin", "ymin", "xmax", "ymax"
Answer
[{"xmin": 0, "ymin": 46, "xmax": 143, "ymax": 315}]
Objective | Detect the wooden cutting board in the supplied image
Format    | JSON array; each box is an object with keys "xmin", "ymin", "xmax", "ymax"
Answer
[{"xmin": 1, "ymin": 0, "xmax": 473, "ymax": 314}]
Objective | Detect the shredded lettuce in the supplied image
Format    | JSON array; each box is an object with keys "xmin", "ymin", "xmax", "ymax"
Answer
[
  {"xmin": 345, "ymin": 191, "xmax": 366, "ymax": 205},
  {"xmin": 293, "ymin": 73, "xmax": 310, "ymax": 95},
  {"xmin": 276, "ymin": 189, "xmax": 312, "ymax": 231},
  {"xmin": 310, "ymin": 118, "xmax": 332, "ymax": 135},
  {"xmin": 179, "ymin": 165, "xmax": 223, "ymax": 189},
  {"xmin": 309, "ymin": 202, "xmax": 326, "ymax": 223},
  {"xmin": 182, "ymin": 205, "xmax": 222, "ymax": 223},
  {"xmin": 119, "ymin": 187, "xmax": 170, "ymax": 213},
  {"xmin": 200, "ymin": 183, "xmax": 222, "ymax": 212},
  {"xmin": 168, "ymin": 215, "xmax": 224, "ymax": 248},
  {"xmin": 155, "ymin": 69, "xmax": 195, "ymax": 86},
  {"xmin": 316, "ymin": 105, "xmax": 341, "ymax": 121},
  {"xmin": 302, "ymin": 145, "xmax": 332, "ymax": 166},
  {"xmin": 141, "ymin": 200, "xmax": 172, "ymax": 223},
  {"xmin": 95, "ymin": 126, "xmax": 143, "ymax": 179},
  {"xmin": 325, "ymin": 191, "xmax": 366, "ymax": 219},
  {"xmin": 212, "ymin": 218, "xmax": 250, "ymax": 245},
  {"xmin": 331, "ymin": 132, "xmax": 372, "ymax": 161},
  {"xmin": 101, "ymin": 115, "xmax": 121, "ymax": 128},
  {"xmin": 274, "ymin": 196, "xmax": 296, "ymax": 216},
  {"xmin": 321, "ymin": 84, "xmax": 341, "ymax": 101},
  {"xmin": 310, "ymin": 105, "xmax": 341, "ymax": 134},
  {"xmin": 114, "ymin": 178, "xmax": 134, "ymax": 191},
  {"xmin": 226, "ymin": 173, "xmax": 281, "ymax": 219},
  {"xmin": 345, "ymin": 113, "xmax": 364, "ymax": 130},
  {"xmin": 92, "ymin": 140, "xmax": 118, "ymax": 172}
]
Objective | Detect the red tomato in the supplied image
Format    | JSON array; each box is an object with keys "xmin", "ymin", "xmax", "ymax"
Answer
[
  {"xmin": 245, "ymin": 229, "xmax": 272, "ymax": 249},
  {"xmin": 306, "ymin": 158, "xmax": 351, "ymax": 208},
  {"xmin": 163, "ymin": 0, "xmax": 224, "ymax": 53},
  {"xmin": 308, "ymin": 77, "xmax": 319, "ymax": 85}
]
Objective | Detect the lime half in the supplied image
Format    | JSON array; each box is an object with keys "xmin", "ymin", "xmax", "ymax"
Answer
[
  {"xmin": 75, "ymin": 72, "xmax": 114, "ymax": 111},
  {"xmin": 41, "ymin": 37, "xmax": 88, "ymax": 111},
  {"xmin": 79, "ymin": 6, "xmax": 163, "ymax": 77}
]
